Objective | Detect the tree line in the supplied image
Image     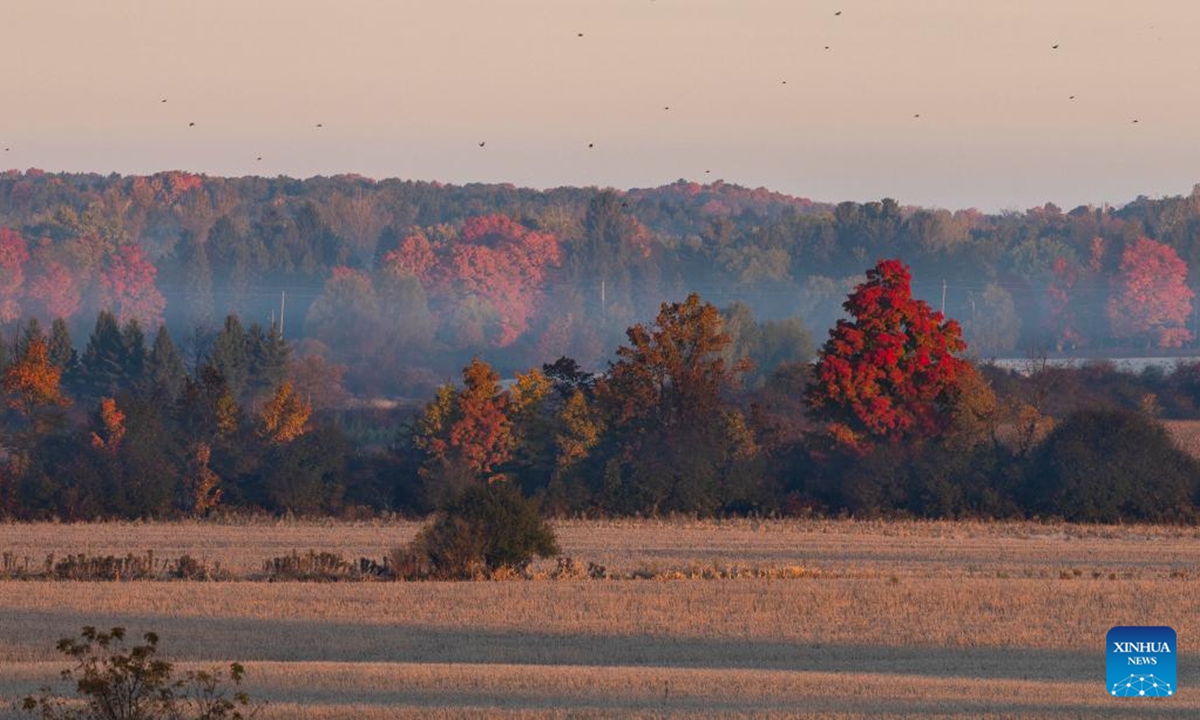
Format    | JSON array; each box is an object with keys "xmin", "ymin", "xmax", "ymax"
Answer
[
  {"xmin": 3, "ymin": 171, "xmax": 1200, "ymax": 398},
  {"xmin": 3, "ymin": 257, "xmax": 1199, "ymax": 523}
]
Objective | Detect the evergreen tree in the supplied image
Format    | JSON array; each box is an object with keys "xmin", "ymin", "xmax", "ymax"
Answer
[
  {"xmin": 47, "ymin": 318, "xmax": 77, "ymax": 372},
  {"xmin": 78, "ymin": 311, "xmax": 127, "ymax": 399},
  {"xmin": 120, "ymin": 319, "xmax": 147, "ymax": 388},
  {"xmin": 209, "ymin": 315, "xmax": 249, "ymax": 400},
  {"xmin": 145, "ymin": 325, "xmax": 187, "ymax": 400},
  {"xmin": 246, "ymin": 322, "xmax": 290, "ymax": 402}
]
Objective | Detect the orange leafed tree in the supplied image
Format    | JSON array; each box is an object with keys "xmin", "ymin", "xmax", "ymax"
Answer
[
  {"xmin": 2, "ymin": 337, "xmax": 68, "ymax": 421},
  {"xmin": 259, "ymin": 381, "xmax": 313, "ymax": 444},
  {"xmin": 90, "ymin": 397, "xmax": 127, "ymax": 454},
  {"xmin": 1107, "ymin": 237, "xmax": 1194, "ymax": 348},
  {"xmin": 805, "ymin": 259, "xmax": 969, "ymax": 452}
]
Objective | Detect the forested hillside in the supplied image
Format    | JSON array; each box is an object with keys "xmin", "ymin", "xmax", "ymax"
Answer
[{"xmin": 2, "ymin": 170, "xmax": 1199, "ymax": 395}]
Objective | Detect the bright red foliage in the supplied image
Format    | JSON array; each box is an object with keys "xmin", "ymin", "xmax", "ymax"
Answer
[
  {"xmin": 1107, "ymin": 237, "xmax": 1194, "ymax": 348},
  {"xmin": 99, "ymin": 245, "xmax": 166, "ymax": 328},
  {"xmin": 805, "ymin": 259, "xmax": 969, "ymax": 451}
]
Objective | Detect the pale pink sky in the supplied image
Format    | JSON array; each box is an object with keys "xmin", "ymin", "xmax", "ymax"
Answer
[{"xmin": 2, "ymin": 0, "xmax": 1198, "ymax": 210}]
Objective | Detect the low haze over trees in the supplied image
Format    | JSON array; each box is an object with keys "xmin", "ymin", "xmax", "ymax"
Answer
[{"xmin": 1, "ymin": 171, "xmax": 1200, "ymax": 521}]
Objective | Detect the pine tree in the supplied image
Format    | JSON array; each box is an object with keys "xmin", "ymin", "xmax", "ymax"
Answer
[
  {"xmin": 78, "ymin": 311, "xmax": 127, "ymax": 399},
  {"xmin": 47, "ymin": 318, "xmax": 77, "ymax": 372},
  {"xmin": 209, "ymin": 315, "xmax": 249, "ymax": 400},
  {"xmin": 145, "ymin": 325, "xmax": 186, "ymax": 400},
  {"xmin": 120, "ymin": 319, "xmax": 147, "ymax": 388}
]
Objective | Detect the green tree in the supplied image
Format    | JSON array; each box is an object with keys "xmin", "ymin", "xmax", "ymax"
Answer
[
  {"xmin": 144, "ymin": 325, "xmax": 186, "ymax": 400},
  {"xmin": 209, "ymin": 316, "xmax": 249, "ymax": 400},
  {"xmin": 596, "ymin": 293, "xmax": 756, "ymax": 513}
]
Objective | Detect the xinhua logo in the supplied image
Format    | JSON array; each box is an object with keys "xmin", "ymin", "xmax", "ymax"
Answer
[{"xmin": 1107, "ymin": 626, "xmax": 1176, "ymax": 697}]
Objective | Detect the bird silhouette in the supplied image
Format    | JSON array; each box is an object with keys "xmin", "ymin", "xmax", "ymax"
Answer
[
  {"xmin": 1132, "ymin": 119, "xmax": 1139, "ymax": 124},
  {"xmin": 824, "ymin": 46, "xmax": 830, "ymax": 50},
  {"xmin": 577, "ymin": 33, "xmax": 584, "ymax": 37},
  {"xmin": 587, "ymin": 143, "xmax": 594, "ymax": 148},
  {"xmin": 705, "ymin": 170, "xmax": 711, "ymax": 174},
  {"xmin": 835, "ymin": 10, "xmax": 842, "ymax": 16},
  {"xmin": 188, "ymin": 122, "xmax": 195, "ymax": 127},
  {"xmin": 256, "ymin": 156, "xmax": 262, "ymax": 161},
  {"xmin": 1052, "ymin": 44, "xmax": 1059, "ymax": 49},
  {"xmin": 1069, "ymin": 95, "xmax": 1075, "ymax": 100},
  {"xmin": 316, "ymin": 123, "xmax": 323, "ymax": 128},
  {"xmin": 913, "ymin": 114, "xmax": 921, "ymax": 118},
  {"xmin": 782, "ymin": 80, "xmax": 787, "ymax": 84},
  {"xmin": 160, "ymin": 99, "xmax": 167, "ymax": 103},
  {"xmin": 664, "ymin": 106, "xmax": 670, "ymax": 110},
  {"xmin": 479, "ymin": 141, "xmax": 486, "ymax": 147}
]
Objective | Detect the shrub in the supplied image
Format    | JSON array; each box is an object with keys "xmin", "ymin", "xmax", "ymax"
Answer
[
  {"xmin": 21, "ymin": 626, "xmax": 261, "ymax": 720},
  {"xmin": 261, "ymin": 550, "xmax": 390, "ymax": 581},
  {"xmin": 395, "ymin": 481, "xmax": 559, "ymax": 580},
  {"xmin": 1021, "ymin": 409, "xmax": 1200, "ymax": 522}
]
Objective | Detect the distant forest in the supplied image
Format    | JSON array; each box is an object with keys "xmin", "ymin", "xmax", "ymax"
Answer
[
  {"xmin": 1, "ymin": 170, "xmax": 1199, "ymax": 396},
  {"xmin": 3, "ymin": 170, "xmax": 1200, "ymax": 522}
]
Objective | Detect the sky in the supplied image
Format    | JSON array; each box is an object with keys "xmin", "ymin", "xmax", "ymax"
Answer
[{"xmin": 1, "ymin": 0, "xmax": 1199, "ymax": 212}]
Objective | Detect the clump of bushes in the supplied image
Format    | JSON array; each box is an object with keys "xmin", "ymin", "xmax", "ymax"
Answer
[
  {"xmin": 1021, "ymin": 408, "xmax": 1200, "ymax": 523},
  {"xmin": 393, "ymin": 482, "xmax": 559, "ymax": 580},
  {"xmin": 52, "ymin": 552, "xmax": 159, "ymax": 581},
  {"xmin": 21, "ymin": 626, "xmax": 262, "ymax": 720},
  {"xmin": 261, "ymin": 550, "xmax": 391, "ymax": 581}
]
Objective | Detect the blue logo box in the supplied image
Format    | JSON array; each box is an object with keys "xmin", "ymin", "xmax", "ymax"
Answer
[{"xmin": 1107, "ymin": 626, "xmax": 1176, "ymax": 697}]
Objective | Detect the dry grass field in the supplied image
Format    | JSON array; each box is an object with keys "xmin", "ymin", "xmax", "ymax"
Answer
[{"xmin": 0, "ymin": 518, "xmax": 1197, "ymax": 717}]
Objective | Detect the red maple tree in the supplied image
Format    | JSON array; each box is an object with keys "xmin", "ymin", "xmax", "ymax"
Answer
[
  {"xmin": 1107, "ymin": 236, "xmax": 1193, "ymax": 348},
  {"xmin": 805, "ymin": 259, "xmax": 969, "ymax": 451},
  {"xmin": 98, "ymin": 245, "xmax": 167, "ymax": 328}
]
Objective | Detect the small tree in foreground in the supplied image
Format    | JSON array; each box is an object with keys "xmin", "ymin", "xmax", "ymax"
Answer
[
  {"xmin": 21, "ymin": 626, "xmax": 261, "ymax": 720},
  {"xmin": 396, "ymin": 481, "xmax": 559, "ymax": 580}
]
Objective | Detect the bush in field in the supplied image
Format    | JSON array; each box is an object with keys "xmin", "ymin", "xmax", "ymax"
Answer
[
  {"xmin": 21, "ymin": 626, "xmax": 261, "ymax": 720},
  {"xmin": 395, "ymin": 481, "xmax": 559, "ymax": 579},
  {"xmin": 1021, "ymin": 409, "xmax": 1200, "ymax": 522}
]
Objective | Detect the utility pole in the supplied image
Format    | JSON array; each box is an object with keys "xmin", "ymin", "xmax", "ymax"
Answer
[{"xmin": 940, "ymin": 279, "xmax": 947, "ymax": 315}]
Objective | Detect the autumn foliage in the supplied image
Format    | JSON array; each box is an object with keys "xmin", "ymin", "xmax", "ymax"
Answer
[
  {"xmin": 1107, "ymin": 236, "xmax": 1194, "ymax": 348},
  {"xmin": 2, "ymin": 337, "xmax": 68, "ymax": 420},
  {"xmin": 806, "ymin": 259, "xmax": 969, "ymax": 451}
]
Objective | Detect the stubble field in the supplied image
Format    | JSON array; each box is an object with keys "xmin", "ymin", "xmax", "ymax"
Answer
[{"xmin": 0, "ymin": 518, "xmax": 1196, "ymax": 718}]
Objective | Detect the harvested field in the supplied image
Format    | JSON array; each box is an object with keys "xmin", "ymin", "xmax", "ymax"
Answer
[{"xmin": 0, "ymin": 518, "xmax": 1196, "ymax": 717}]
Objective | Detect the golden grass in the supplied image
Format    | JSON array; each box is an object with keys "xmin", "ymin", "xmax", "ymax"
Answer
[{"xmin": 0, "ymin": 518, "xmax": 1197, "ymax": 717}]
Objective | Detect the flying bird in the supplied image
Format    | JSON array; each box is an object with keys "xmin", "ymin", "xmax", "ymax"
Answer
[
  {"xmin": 256, "ymin": 156, "xmax": 262, "ymax": 161},
  {"xmin": 835, "ymin": 10, "xmax": 842, "ymax": 16},
  {"xmin": 664, "ymin": 105, "xmax": 670, "ymax": 110},
  {"xmin": 478, "ymin": 141, "xmax": 486, "ymax": 147},
  {"xmin": 1051, "ymin": 44, "xmax": 1059, "ymax": 49},
  {"xmin": 913, "ymin": 113, "xmax": 921, "ymax": 118},
  {"xmin": 705, "ymin": 170, "xmax": 711, "ymax": 174},
  {"xmin": 316, "ymin": 123, "xmax": 323, "ymax": 128},
  {"xmin": 577, "ymin": 33, "xmax": 584, "ymax": 37},
  {"xmin": 587, "ymin": 143, "xmax": 594, "ymax": 148},
  {"xmin": 188, "ymin": 122, "xmax": 195, "ymax": 127},
  {"xmin": 824, "ymin": 45, "xmax": 830, "ymax": 50},
  {"xmin": 160, "ymin": 99, "xmax": 167, "ymax": 103},
  {"xmin": 1132, "ymin": 119, "xmax": 1139, "ymax": 124},
  {"xmin": 1069, "ymin": 95, "xmax": 1075, "ymax": 100},
  {"xmin": 782, "ymin": 80, "xmax": 787, "ymax": 84}
]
